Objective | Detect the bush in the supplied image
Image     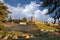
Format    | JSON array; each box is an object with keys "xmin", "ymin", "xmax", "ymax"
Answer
[
  {"xmin": 0, "ymin": 24, "xmax": 6, "ymax": 31},
  {"xmin": 0, "ymin": 24, "xmax": 7, "ymax": 38}
]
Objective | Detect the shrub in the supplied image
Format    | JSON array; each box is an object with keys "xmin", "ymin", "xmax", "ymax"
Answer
[{"xmin": 0, "ymin": 24, "xmax": 6, "ymax": 31}]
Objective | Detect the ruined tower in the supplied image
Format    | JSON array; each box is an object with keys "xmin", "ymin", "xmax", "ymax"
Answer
[{"xmin": 31, "ymin": 16, "xmax": 35, "ymax": 22}]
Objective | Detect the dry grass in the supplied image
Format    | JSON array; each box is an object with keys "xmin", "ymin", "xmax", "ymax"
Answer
[{"xmin": 35, "ymin": 22, "xmax": 58, "ymax": 31}]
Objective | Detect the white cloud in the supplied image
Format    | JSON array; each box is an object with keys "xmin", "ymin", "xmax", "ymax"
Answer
[
  {"xmin": 41, "ymin": 9, "xmax": 48, "ymax": 15},
  {"xmin": 47, "ymin": 18, "xmax": 54, "ymax": 23},
  {"xmin": 0, "ymin": 0, "xmax": 4, "ymax": 3},
  {"xmin": 5, "ymin": 1, "xmax": 50, "ymax": 21}
]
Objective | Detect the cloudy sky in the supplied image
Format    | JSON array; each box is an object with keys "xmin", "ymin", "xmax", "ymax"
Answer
[{"xmin": 0, "ymin": 0, "xmax": 54, "ymax": 22}]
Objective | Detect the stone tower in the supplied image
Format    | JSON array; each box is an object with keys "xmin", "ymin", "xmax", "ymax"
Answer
[{"xmin": 31, "ymin": 16, "xmax": 35, "ymax": 22}]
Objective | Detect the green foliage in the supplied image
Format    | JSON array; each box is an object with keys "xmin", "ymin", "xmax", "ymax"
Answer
[
  {"xmin": 0, "ymin": 24, "xmax": 6, "ymax": 31},
  {"xmin": 8, "ymin": 17, "xmax": 14, "ymax": 22},
  {"xmin": 41, "ymin": 0, "xmax": 60, "ymax": 15},
  {"xmin": 40, "ymin": 0, "xmax": 60, "ymax": 24},
  {"xmin": 22, "ymin": 17, "xmax": 27, "ymax": 22},
  {"xmin": 0, "ymin": 2, "xmax": 10, "ymax": 22},
  {"xmin": 14, "ymin": 19, "xmax": 20, "ymax": 23},
  {"xmin": 0, "ymin": 24, "xmax": 7, "ymax": 36}
]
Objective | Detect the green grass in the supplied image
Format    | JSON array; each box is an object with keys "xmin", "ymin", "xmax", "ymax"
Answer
[
  {"xmin": 0, "ymin": 31, "xmax": 3, "ymax": 35},
  {"xmin": 35, "ymin": 37, "xmax": 60, "ymax": 40},
  {"xmin": 35, "ymin": 23, "xmax": 58, "ymax": 30}
]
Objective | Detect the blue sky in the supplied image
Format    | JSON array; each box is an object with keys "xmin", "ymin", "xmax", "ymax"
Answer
[
  {"xmin": 4, "ymin": 0, "xmax": 44, "ymax": 11},
  {"xmin": 4, "ymin": 0, "xmax": 39, "ymax": 6},
  {"xmin": 0, "ymin": 0, "xmax": 54, "ymax": 22}
]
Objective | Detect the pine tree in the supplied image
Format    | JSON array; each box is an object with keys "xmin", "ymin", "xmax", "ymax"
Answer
[
  {"xmin": 40, "ymin": 0, "xmax": 60, "ymax": 24},
  {"xmin": 0, "ymin": 1, "xmax": 10, "ymax": 22}
]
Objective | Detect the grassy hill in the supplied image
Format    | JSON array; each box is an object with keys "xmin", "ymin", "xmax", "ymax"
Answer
[{"xmin": 35, "ymin": 21, "xmax": 58, "ymax": 31}]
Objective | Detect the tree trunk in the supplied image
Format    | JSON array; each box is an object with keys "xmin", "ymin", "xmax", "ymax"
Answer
[
  {"xmin": 54, "ymin": 18, "xmax": 56, "ymax": 24},
  {"xmin": 58, "ymin": 18, "xmax": 60, "ymax": 24}
]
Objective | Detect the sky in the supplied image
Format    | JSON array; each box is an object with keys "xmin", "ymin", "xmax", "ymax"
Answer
[{"xmin": 0, "ymin": 0, "xmax": 54, "ymax": 22}]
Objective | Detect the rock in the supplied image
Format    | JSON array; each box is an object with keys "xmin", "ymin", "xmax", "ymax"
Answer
[
  {"xmin": 25, "ymin": 35, "xmax": 30, "ymax": 39},
  {"xmin": 13, "ymin": 35, "xmax": 18, "ymax": 39},
  {"xmin": 53, "ymin": 24, "xmax": 59, "ymax": 28},
  {"xmin": 3, "ymin": 35, "xmax": 9, "ymax": 39},
  {"xmin": 50, "ymin": 23, "xmax": 54, "ymax": 27},
  {"xmin": 41, "ymin": 29, "xmax": 44, "ymax": 32}
]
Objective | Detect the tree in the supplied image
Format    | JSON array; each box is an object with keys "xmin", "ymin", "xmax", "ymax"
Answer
[
  {"xmin": 0, "ymin": 1, "xmax": 10, "ymax": 22},
  {"xmin": 22, "ymin": 17, "xmax": 27, "ymax": 22},
  {"xmin": 40, "ymin": 0, "xmax": 60, "ymax": 24},
  {"xmin": 8, "ymin": 16, "xmax": 14, "ymax": 22}
]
